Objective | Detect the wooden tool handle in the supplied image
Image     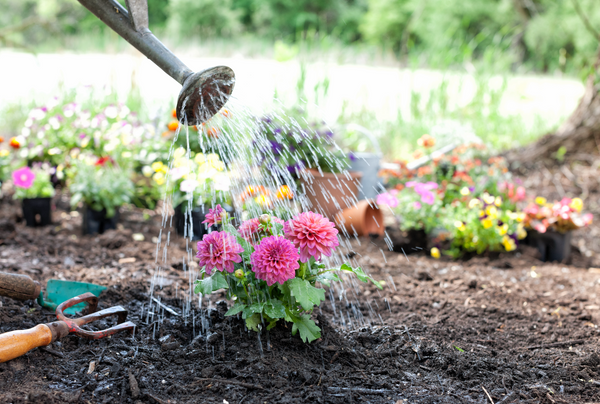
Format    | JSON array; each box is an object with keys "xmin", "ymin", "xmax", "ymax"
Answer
[
  {"xmin": 0, "ymin": 272, "xmax": 42, "ymax": 300},
  {"xmin": 0, "ymin": 324, "xmax": 53, "ymax": 363}
]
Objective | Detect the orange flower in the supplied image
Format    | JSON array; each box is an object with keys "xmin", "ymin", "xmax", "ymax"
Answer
[
  {"xmin": 206, "ymin": 127, "xmax": 219, "ymax": 138},
  {"xmin": 413, "ymin": 150, "xmax": 423, "ymax": 159},
  {"xmin": 0, "ymin": 136, "xmax": 4, "ymax": 143},
  {"xmin": 171, "ymin": 108, "xmax": 177, "ymax": 118},
  {"xmin": 417, "ymin": 134, "xmax": 436, "ymax": 148},
  {"xmin": 167, "ymin": 121, "xmax": 179, "ymax": 131},
  {"xmin": 394, "ymin": 183, "xmax": 405, "ymax": 191},
  {"xmin": 276, "ymin": 185, "xmax": 293, "ymax": 200},
  {"xmin": 221, "ymin": 108, "xmax": 230, "ymax": 118},
  {"xmin": 9, "ymin": 137, "xmax": 20, "ymax": 149},
  {"xmin": 161, "ymin": 131, "xmax": 172, "ymax": 138}
]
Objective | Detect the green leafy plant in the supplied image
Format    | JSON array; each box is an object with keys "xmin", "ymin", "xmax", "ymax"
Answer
[
  {"xmin": 12, "ymin": 164, "xmax": 55, "ymax": 199},
  {"xmin": 194, "ymin": 207, "xmax": 381, "ymax": 342},
  {"xmin": 68, "ymin": 158, "xmax": 134, "ymax": 217}
]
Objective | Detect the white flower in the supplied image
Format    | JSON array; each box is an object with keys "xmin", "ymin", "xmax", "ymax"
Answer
[
  {"xmin": 180, "ymin": 179, "xmax": 197, "ymax": 193},
  {"xmin": 21, "ymin": 127, "xmax": 31, "ymax": 137},
  {"xmin": 104, "ymin": 105, "xmax": 118, "ymax": 119}
]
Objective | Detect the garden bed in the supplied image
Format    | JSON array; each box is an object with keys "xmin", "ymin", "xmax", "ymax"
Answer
[{"xmin": 0, "ymin": 196, "xmax": 599, "ymax": 404}]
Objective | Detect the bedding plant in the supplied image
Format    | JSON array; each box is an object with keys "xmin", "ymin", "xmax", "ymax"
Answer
[
  {"xmin": 194, "ymin": 206, "xmax": 381, "ymax": 343},
  {"xmin": 523, "ymin": 196, "xmax": 593, "ymax": 233},
  {"xmin": 12, "ymin": 165, "xmax": 55, "ymax": 200}
]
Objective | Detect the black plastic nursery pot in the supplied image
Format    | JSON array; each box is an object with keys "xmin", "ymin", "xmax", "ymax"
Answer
[
  {"xmin": 525, "ymin": 229, "xmax": 572, "ymax": 263},
  {"xmin": 22, "ymin": 198, "xmax": 52, "ymax": 227},
  {"xmin": 82, "ymin": 205, "xmax": 120, "ymax": 235},
  {"xmin": 174, "ymin": 204, "xmax": 213, "ymax": 241}
]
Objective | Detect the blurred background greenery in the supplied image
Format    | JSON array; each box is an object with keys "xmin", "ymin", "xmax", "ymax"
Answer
[
  {"xmin": 2, "ymin": 0, "xmax": 599, "ymax": 75},
  {"xmin": 0, "ymin": 0, "xmax": 598, "ymax": 161}
]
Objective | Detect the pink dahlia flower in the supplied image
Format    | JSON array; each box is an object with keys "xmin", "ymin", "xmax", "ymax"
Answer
[
  {"xmin": 238, "ymin": 217, "xmax": 285, "ymax": 244},
  {"xmin": 284, "ymin": 212, "xmax": 339, "ymax": 262},
  {"xmin": 203, "ymin": 204, "xmax": 225, "ymax": 226},
  {"xmin": 251, "ymin": 236, "xmax": 299, "ymax": 286},
  {"xmin": 13, "ymin": 167, "xmax": 35, "ymax": 189},
  {"xmin": 196, "ymin": 231, "xmax": 244, "ymax": 275}
]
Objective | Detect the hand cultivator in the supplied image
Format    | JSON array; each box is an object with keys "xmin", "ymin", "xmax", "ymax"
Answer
[{"xmin": 0, "ymin": 292, "xmax": 135, "ymax": 363}]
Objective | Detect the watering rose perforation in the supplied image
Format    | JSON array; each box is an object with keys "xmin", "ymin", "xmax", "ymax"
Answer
[{"xmin": 194, "ymin": 206, "xmax": 381, "ymax": 343}]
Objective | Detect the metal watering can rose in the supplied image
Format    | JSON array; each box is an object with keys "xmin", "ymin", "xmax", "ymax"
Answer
[{"xmin": 77, "ymin": 0, "xmax": 235, "ymax": 126}]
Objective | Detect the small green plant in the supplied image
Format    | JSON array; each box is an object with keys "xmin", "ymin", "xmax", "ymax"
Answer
[
  {"xmin": 194, "ymin": 207, "xmax": 381, "ymax": 342},
  {"xmin": 12, "ymin": 165, "xmax": 55, "ymax": 200},
  {"xmin": 68, "ymin": 159, "xmax": 134, "ymax": 217}
]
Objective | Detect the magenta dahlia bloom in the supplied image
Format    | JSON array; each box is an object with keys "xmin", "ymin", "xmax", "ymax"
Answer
[
  {"xmin": 251, "ymin": 236, "xmax": 299, "ymax": 286},
  {"xmin": 196, "ymin": 231, "xmax": 244, "ymax": 275},
  {"xmin": 12, "ymin": 167, "xmax": 35, "ymax": 189},
  {"xmin": 284, "ymin": 212, "xmax": 339, "ymax": 262},
  {"xmin": 238, "ymin": 216, "xmax": 285, "ymax": 244},
  {"xmin": 203, "ymin": 204, "xmax": 225, "ymax": 226}
]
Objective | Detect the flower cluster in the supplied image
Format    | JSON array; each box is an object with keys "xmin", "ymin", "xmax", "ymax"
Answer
[
  {"xmin": 194, "ymin": 208, "xmax": 380, "ymax": 343},
  {"xmin": 523, "ymin": 197, "xmax": 592, "ymax": 233}
]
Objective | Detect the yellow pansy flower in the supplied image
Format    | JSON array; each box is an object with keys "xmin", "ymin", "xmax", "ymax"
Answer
[
  {"xmin": 502, "ymin": 235, "xmax": 516, "ymax": 251},
  {"xmin": 570, "ymin": 197, "xmax": 583, "ymax": 212},
  {"xmin": 174, "ymin": 147, "xmax": 186, "ymax": 159},
  {"xmin": 482, "ymin": 218, "xmax": 493, "ymax": 229},
  {"xmin": 497, "ymin": 223, "xmax": 508, "ymax": 236},
  {"xmin": 460, "ymin": 187, "xmax": 470, "ymax": 196},
  {"xmin": 517, "ymin": 224, "xmax": 527, "ymax": 239},
  {"xmin": 535, "ymin": 196, "xmax": 547, "ymax": 205},
  {"xmin": 142, "ymin": 166, "xmax": 153, "ymax": 177},
  {"xmin": 151, "ymin": 161, "xmax": 164, "ymax": 172},
  {"xmin": 469, "ymin": 199, "xmax": 480, "ymax": 209},
  {"xmin": 0, "ymin": 150, "xmax": 9, "ymax": 157},
  {"xmin": 485, "ymin": 206, "xmax": 498, "ymax": 219},
  {"xmin": 494, "ymin": 196, "xmax": 502, "ymax": 207},
  {"xmin": 454, "ymin": 221, "xmax": 466, "ymax": 232},
  {"xmin": 152, "ymin": 172, "xmax": 165, "ymax": 185},
  {"xmin": 483, "ymin": 193, "xmax": 495, "ymax": 205},
  {"xmin": 194, "ymin": 153, "xmax": 206, "ymax": 165},
  {"xmin": 430, "ymin": 247, "xmax": 441, "ymax": 259}
]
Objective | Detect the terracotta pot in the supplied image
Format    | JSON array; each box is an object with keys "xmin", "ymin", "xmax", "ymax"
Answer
[
  {"xmin": 335, "ymin": 199, "xmax": 384, "ymax": 237},
  {"xmin": 300, "ymin": 169, "xmax": 363, "ymax": 220}
]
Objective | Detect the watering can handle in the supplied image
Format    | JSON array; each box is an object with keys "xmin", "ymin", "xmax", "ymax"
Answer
[{"xmin": 77, "ymin": 0, "xmax": 193, "ymax": 85}]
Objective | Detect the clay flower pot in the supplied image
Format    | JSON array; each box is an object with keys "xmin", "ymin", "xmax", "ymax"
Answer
[
  {"xmin": 335, "ymin": 199, "xmax": 384, "ymax": 237},
  {"xmin": 300, "ymin": 169, "xmax": 362, "ymax": 220}
]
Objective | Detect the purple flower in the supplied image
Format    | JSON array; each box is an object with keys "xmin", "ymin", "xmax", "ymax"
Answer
[{"xmin": 348, "ymin": 152, "xmax": 357, "ymax": 162}]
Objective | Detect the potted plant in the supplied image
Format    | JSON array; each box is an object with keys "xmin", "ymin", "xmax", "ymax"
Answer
[
  {"xmin": 523, "ymin": 197, "xmax": 593, "ymax": 262},
  {"xmin": 68, "ymin": 157, "xmax": 134, "ymax": 235},
  {"xmin": 194, "ymin": 207, "xmax": 381, "ymax": 342},
  {"xmin": 12, "ymin": 165, "xmax": 55, "ymax": 227},
  {"xmin": 166, "ymin": 148, "xmax": 231, "ymax": 240}
]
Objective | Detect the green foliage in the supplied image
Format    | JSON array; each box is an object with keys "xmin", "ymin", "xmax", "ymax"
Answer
[
  {"xmin": 167, "ymin": 0, "xmax": 242, "ymax": 38},
  {"xmin": 68, "ymin": 161, "xmax": 134, "ymax": 218},
  {"xmin": 12, "ymin": 165, "xmax": 55, "ymax": 200}
]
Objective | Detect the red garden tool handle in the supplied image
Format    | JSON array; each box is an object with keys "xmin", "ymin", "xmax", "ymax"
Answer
[
  {"xmin": 0, "ymin": 272, "xmax": 42, "ymax": 301},
  {"xmin": 0, "ymin": 322, "xmax": 69, "ymax": 363}
]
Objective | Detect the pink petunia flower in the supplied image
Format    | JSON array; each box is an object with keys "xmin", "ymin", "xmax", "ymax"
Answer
[
  {"xmin": 420, "ymin": 191, "xmax": 435, "ymax": 205},
  {"xmin": 284, "ymin": 212, "xmax": 339, "ymax": 262},
  {"xmin": 180, "ymin": 179, "xmax": 197, "ymax": 193},
  {"xmin": 413, "ymin": 201, "xmax": 422, "ymax": 209},
  {"xmin": 376, "ymin": 192, "xmax": 398, "ymax": 208},
  {"xmin": 238, "ymin": 217, "xmax": 285, "ymax": 244},
  {"xmin": 13, "ymin": 167, "xmax": 35, "ymax": 189},
  {"xmin": 251, "ymin": 235, "xmax": 299, "ymax": 286},
  {"xmin": 203, "ymin": 204, "xmax": 225, "ymax": 226},
  {"xmin": 196, "ymin": 231, "xmax": 244, "ymax": 275}
]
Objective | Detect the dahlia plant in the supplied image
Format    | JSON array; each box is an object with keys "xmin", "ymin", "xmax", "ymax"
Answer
[{"xmin": 194, "ymin": 207, "xmax": 381, "ymax": 343}]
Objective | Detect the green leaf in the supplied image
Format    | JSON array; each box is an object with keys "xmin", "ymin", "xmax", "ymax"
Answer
[
  {"xmin": 340, "ymin": 264, "xmax": 383, "ymax": 289},
  {"xmin": 243, "ymin": 301, "xmax": 265, "ymax": 319},
  {"xmin": 316, "ymin": 271, "xmax": 340, "ymax": 287},
  {"xmin": 225, "ymin": 302, "xmax": 245, "ymax": 316},
  {"xmin": 266, "ymin": 319, "xmax": 278, "ymax": 330},
  {"xmin": 194, "ymin": 272, "xmax": 229, "ymax": 295},
  {"xmin": 287, "ymin": 278, "xmax": 325, "ymax": 311},
  {"xmin": 264, "ymin": 300, "xmax": 286, "ymax": 319},
  {"xmin": 271, "ymin": 221, "xmax": 284, "ymax": 236},
  {"xmin": 291, "ymin": 314, "xmax": 321, "ymax": 343},
  {"xmin": 454, "ymin": 346, "xmax": 464, "ymax": 352},
  {"xmin": 245, "ymin": 313, "xmax": 262, "ymax": 331}
]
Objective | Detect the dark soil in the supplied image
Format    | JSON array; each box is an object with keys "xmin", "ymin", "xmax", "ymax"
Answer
[{"xmin": 1, "ymin": 193, "xmax": 600, "ymax": 404}]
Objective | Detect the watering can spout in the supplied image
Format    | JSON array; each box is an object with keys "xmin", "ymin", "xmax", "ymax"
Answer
[{"xmin": 77, "ymin": 0, "xmax": 235, "ymax": 125}]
